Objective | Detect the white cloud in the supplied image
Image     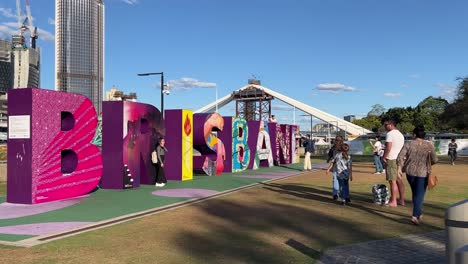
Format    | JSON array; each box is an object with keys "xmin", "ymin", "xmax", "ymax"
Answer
[
  {"xmin": 409, "ymin": 74, "xmax": 420, "ymax": 79},
  {"xmin": 272, "ymin": 105, "xmax": 294, "ymax": 111},
  {"xmin": 0, "ymin": 8, "xmax": 16, "ymax": 19},
  {"xmin": 383, "ymin": 93, "xmax": 401, "ymax": 98},
  {"xmin": 400, "ymin": 83, "xmax": 408, "ymax": 88},
  {"xmin": 167, "ymin": 78, "xmax": 216, "ymax": 91},
  {"xmin": 436, "ymin": 83, "xmax": 456, "ymax": 102},
  {"xmin": 120, "ymin": 0, "xmax": 139, "ymax": 4},
  {"xmin": 315, "ymin": 83, "xmax": 357, "ymax": 93},
  {"xmin": 48, "ymin": 18, "xmax": 55, "ymax": 25},
  {"xmin": 0, "ymin": 24, "xmax": 17, "ymax": 39},
  {"xmin": 37, "ymin": 28, "xmax": 55, "ymax": 42}
]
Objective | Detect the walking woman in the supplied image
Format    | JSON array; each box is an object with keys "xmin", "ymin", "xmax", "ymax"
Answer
[
  {"xmin": 448, "ymin": 138, "xmax": 458, "ymax": 165},
  {"xmin": 155, "ymin": 138, "xmax": 168, "ymax": 187},
  {"xmin": 397, "ymin": 126, "xmax": 437, "ymax": 225}
]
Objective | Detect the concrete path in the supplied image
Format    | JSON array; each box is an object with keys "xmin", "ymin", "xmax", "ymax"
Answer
[{"xmin": 318, "ymin": 230, "xmax": 445, "ymax": 264}]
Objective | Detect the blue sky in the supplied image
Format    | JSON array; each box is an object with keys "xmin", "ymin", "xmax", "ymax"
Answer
[{"xmin": 1, "ymin": 0, "xmax": 468, "ymax": 128}]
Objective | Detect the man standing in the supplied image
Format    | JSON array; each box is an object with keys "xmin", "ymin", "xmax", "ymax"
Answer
[
  {"xmin": 370, "ymin": 136, "xmax": 384, "ymax": 174},
  {"xmin": 382, "ymin": 118, "xmax": 405, "ymax": 207},
  {"xmin": 269, "ymin": 115, "xmax": 277, "ymax": 123},
  {"xmin": 302, "ymin": 134, "xmax": 315, "ymax": 171}
]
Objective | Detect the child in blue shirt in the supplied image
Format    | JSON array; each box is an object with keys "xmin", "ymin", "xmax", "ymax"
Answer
[{"xmin": 326, "ymin": 143, "xmax": 353, "ymax": 205}]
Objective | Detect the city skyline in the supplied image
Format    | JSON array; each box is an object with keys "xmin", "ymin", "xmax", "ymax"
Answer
[{"xmin": 1, "ymin": 1, "xmax": 468, "ymax": 127}]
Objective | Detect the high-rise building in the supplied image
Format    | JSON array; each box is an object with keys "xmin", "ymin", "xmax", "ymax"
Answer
[
  {"xmin": 0, "ymin": 40, "xmax": 13, "ymax": 94},
  {"xmin": 55, "ymin": 0, "xmax": 105, "ymax": 113},
  {"xmin": 0, "ymin": 38, "xmax": 41, "ymax": 92},
  {"xmin": 11, "ymin": 43, "xmax": 41, "ymax": 89}
]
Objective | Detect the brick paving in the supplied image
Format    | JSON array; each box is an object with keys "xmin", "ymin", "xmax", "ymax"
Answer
[{"xmin": 318, "ymin": 231, "xmax": 445, "ymax": 264}]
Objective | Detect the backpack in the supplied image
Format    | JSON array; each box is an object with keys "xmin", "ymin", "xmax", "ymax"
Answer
[
  {"xmin": 372, "ymin": 184, "xmax": 389, "ymax": 205},
  {"xmin": 151, "ymin": 150, "xmax": 158, "ymax": 164}
]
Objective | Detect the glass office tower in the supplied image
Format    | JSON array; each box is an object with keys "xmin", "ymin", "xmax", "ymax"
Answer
[{"xmin": 55, "ymin": 0, "xmax": 105, "ymax": 113}]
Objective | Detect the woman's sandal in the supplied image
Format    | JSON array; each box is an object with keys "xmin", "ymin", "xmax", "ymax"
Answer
[{"xmin": 411, "ymin": 216, "xmax": 420, "ymax": 225}]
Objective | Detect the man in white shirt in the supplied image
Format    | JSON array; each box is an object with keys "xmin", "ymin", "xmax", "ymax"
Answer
[
  {"xmin": 269, "ymin": 115, "xmax": 277, "ymax": 123},
  {"xmin": 370, "ymin": 136, "xmax": 384, "ymax": 174},
  {"xmin": 382, "ymin": 118, "xmax": 405, "ymax": 207}
]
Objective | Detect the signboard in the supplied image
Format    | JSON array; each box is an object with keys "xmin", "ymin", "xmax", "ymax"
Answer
[{"xmin": 8, "ymin": 115, "xmax": 30, "ymax": 139}]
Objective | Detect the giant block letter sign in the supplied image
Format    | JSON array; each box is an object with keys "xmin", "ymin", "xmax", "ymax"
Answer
[
  {"xmin": 267, "ymin": 123, "xmax": 291, "ymax": 165},
  {"xmin": 248, "ymin": 121, "xmax": 273, "ymax": 170},
  {"xmin": 193, "ymin": 113, "xmax": 225, "ymax": 176},
  {"xmin": 102, "ymin": 101, "xmax": 163, "ymax": 189},
  {"xmin": 164, "ymin": 109, "xmax": 193, "ymax": 181},
  {"xmin": 290, "ymin": 125, "xmax": 299, "ymax": 163},
  {"xmin": 217, "ymin": 116, "xmax": 232, "ymax": 173},
  {"xmin": 7, "ymin": 88, "xmax": 102, "ymax": 204},
  {"xmin": 232, "ymin": 117, "xmax": 250, "ymax": 172},
  {"xmin": 280, "ymin": 124, "xmax": 291, "ymax": 164}
]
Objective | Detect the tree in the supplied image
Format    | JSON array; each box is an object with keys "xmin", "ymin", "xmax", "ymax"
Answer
[
  {"xmin": 440, "ymin": 77, "xmax": 468, "ymax": 132},
  {"xmin": 367, "ymin": 104, "xmax": 386, "ymax": 117},
  {"xmin": 380, "ymin": 107, "xmax": 416, "ymax": 134},
  {"xmin": 417, "ymin": 96, "xmax": 448, "ymax": 115},
  {"xmin": 414, "ymin": 96, "xmax": 448, "ymax": 132},
  {"xmin": 353, "ymin": 116, "xmax": 382, "ymax": 132}
]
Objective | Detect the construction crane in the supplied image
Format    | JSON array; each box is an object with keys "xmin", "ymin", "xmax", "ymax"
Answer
[
  {"xmin": 14, "ymin": 0, "xmax": 38, "ymax": 49},
  {"xmin": 25, "ymin": 0, "xmax": 38, "ymax": 49}
]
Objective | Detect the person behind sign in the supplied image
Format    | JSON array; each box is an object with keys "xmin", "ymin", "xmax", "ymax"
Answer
[
  {"xmin": 268, "ymin": 115, "xmax": 277, "ymax": 123},
  {"xmin": 397, "ymin": 126, "xmax": 437, "ymax": 225}
]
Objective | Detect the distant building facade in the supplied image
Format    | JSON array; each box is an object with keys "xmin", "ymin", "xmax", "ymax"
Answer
[
  {"xmin": 106, "ymin": 88, "xmax": 137, "ymax": 102},
  {"xmin": 55, "ymin": 0, "xmax": 105, "ymax": 113},
  {"xmin": 0, "ymin": 40, "xmax": 12, "ymax": 94},
  {"xmin": 344, "ymin": 115, "xmax": 356, "ymax": 122},
  {"xmin": 12, "ymin": 46, "xmax": 41, "ymax": 88}
]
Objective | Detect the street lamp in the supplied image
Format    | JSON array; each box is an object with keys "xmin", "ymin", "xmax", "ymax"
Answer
[{"xmin": 137, "ymin": 72, "xmax": 169, "ymax": 118}]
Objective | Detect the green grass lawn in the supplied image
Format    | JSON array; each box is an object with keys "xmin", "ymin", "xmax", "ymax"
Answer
[
  {"xmin": 0, "ymin": 157, "xmax": 466, "ymax": 263},
  {"xmin": 0, "ymin": 182, "xmax": 5, "ymax": 197}
]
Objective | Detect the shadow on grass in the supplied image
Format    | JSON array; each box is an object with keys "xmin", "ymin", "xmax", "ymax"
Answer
[
  {"xmin": 260, "ymin": 182, "xmax": 444, "ymax": 230},
  {"xmin": 170, "ymin": 180, "xmax": 447, "ymax": 263}
]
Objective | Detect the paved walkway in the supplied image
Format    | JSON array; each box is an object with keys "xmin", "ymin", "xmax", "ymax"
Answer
[{"xmin": 318, "ymin": 231, "xmax": 445, "ymax": 264}]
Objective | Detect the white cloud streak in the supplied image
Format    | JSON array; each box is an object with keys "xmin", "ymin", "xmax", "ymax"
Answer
[
  {"xmin": 436, "ymin": 83, "xmax": 456, "ymax": 102},
  {"xmin": 0, "ymin": 8, "xmax": 17, "ymax": 19},
  {"xmin": 383, "ymin": 93, "xmax": 401, "ymax": 98},
  {"xmin": 48, "ymin": 18, "xmax": 55, "ymax": 25},
  {"xmin": 315, "ymin": 83, "xmax": 357, "ymax": 93},
  {"xmin": 167, "ymin": 78, "xmax": 216, "ymax": 91},
  {"xmin": 120, "ymin": 0, "xmax": 139, "ymax": 5},
  {"xmin": 37, "ymin": 28, "xmax": 55, "ymax": 42},
  {"xmin": 409, "ymin": 74, "xmax": 420, "ymax": 79},
  {"xmin": 272, "ymin": 105, "xmax": 294, "ymax": 111}
]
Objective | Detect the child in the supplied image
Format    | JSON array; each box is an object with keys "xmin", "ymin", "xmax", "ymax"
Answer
[{"xmin": 326, "ymin": 143, "xmax": 353, "ymax": 205}]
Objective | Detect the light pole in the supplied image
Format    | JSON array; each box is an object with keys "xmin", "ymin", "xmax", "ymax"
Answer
[
  {"xmin": 137, "ymin": 72, "xmax": 167, "ymax": 118},
  {"xmin": 215, "ymin": 86, "xmax": 218, "ymax": 112}
]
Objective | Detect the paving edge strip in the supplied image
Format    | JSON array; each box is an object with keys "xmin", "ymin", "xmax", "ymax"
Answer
[{"xmin": 0, "ymin": 169, "xmax": 308, "ymax": 247}]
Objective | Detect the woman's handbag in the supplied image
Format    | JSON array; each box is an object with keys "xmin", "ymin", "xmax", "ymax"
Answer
[
  {"xmin": 427, "ymin": 152, "xmax": 437, "ymax": 190},
  {"xmin": 151, "ymin": 150, "xmax": 158, "ymax": 164}
]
